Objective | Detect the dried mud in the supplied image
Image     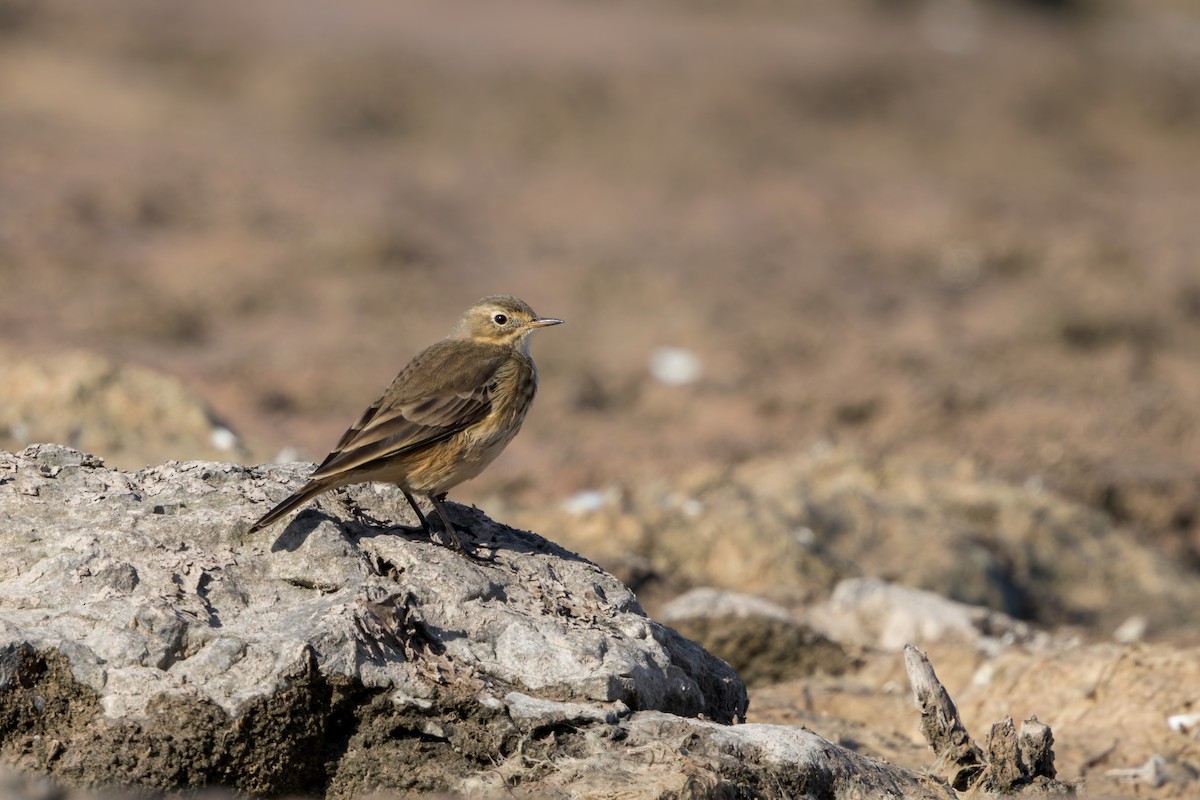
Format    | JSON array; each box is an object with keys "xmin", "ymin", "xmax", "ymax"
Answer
[{"xmin": 0, "ymin": 646, "xmax": 519, "ymax": 798}]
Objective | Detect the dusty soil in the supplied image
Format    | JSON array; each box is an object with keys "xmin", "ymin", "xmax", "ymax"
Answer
[
  {"xmin": 2, "ymin": 0, "xmax": 1200, "ymax": 796},
  {"xmin": 4, "ymin": 0, "xmax": 1199, "ymax": 543}
]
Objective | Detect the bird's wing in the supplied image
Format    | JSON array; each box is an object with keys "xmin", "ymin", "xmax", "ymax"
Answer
[{"xmin": 309, "ymin": 343, "xmax": 506, "ymax": 480}]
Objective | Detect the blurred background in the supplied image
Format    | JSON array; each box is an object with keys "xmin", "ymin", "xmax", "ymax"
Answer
[
  {"xmin": 4, "ymin": 0, "xmax": 1200, "ymax": 595},
  {"xmin": 3, "ymin": 0, "xmax": 1200, "ymax": 789}
]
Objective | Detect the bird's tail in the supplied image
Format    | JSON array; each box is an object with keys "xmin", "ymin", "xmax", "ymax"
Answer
[{"xmin": 248, "ymin": 480, "xmax": 332, "ymax": 533}]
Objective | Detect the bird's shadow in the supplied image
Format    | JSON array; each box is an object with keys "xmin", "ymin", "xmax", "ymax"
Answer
[
  {"xmin": 267, "ymin": 502, "xmax": 593, "ymax": 568},
  {"xmin": 269, "ymin": 511, "xmax": 330, "ymax": 552},
  {"xmin": 267, "ymin": 500, "xmax": 424, "ymax": 553},
  {"xmin": 267, "ymin": 508, "xmax": 413, "ymax": 553}
]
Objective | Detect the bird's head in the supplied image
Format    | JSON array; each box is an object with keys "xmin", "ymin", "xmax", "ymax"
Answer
[{"xmin": 452, "ymin": 295, "xmax": 563, "ymax": 349}]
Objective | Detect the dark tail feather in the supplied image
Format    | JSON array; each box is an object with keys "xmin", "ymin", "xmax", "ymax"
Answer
[{"xmin": 248, "ymin": 481, "xmax": 331, "ymax": 533}]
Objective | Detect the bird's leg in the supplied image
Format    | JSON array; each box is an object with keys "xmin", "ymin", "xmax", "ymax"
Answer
[
  {"xmin": 401, "ymin": 489, "xmax": 431, "ymax": 531},
  {"xmin": 427, "ymin": 492, "xmax": 467, "ymax": 553}
]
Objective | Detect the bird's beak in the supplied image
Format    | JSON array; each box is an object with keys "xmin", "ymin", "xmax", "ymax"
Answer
[{"xmin": 529, "ymin": 317, "xmax": 564, "ymax": 328}]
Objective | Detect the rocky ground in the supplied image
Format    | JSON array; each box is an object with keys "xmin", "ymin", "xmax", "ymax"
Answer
[{"xmin": 2, "ymin": 0, "xmax": 1200, "ymax": 797}]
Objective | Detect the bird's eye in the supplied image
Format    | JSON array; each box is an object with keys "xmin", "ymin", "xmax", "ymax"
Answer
[{"xmin": 492, "ymin": 313, "xmax": 508, "ymax": 326}]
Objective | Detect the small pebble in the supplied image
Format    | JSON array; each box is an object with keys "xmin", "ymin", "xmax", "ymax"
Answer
[{"xmin": 649, "ymin": 347, "xmax": 702, "ymax": 386}]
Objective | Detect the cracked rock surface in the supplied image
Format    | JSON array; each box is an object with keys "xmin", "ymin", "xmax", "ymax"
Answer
[{"xmin": 0, "ymin": 445, "xmax": 946, "ymax": 798}]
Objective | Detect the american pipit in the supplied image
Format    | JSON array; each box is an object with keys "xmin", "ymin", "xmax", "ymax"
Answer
[{"xmin": 248, "ymin": 295, "xmax": 562, "ymax": 549}]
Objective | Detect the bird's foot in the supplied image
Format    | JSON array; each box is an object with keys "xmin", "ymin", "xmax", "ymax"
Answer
[
  {"xmin": 431, "ymin": 522, "xmax": 496, "ymax": 562},
  {"xmin": 372, "ymin": 516, "xmax": 488, "ymax": 560},
  {"xmin": 424, "ymin": 495, "xmax": 494, "ymax": 561},
  {"xmin": 435, "ymin": 526, "xmax": 467, "ymax": 552},
  {"xmin": 433, "ymin": 522, "xmax": 470, "ymax": 551}
]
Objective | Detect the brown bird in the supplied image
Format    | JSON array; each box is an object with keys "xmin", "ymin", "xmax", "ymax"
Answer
[{"xmin": 249, "ymin": 294, "xmax": 563, "ymax": 549}]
